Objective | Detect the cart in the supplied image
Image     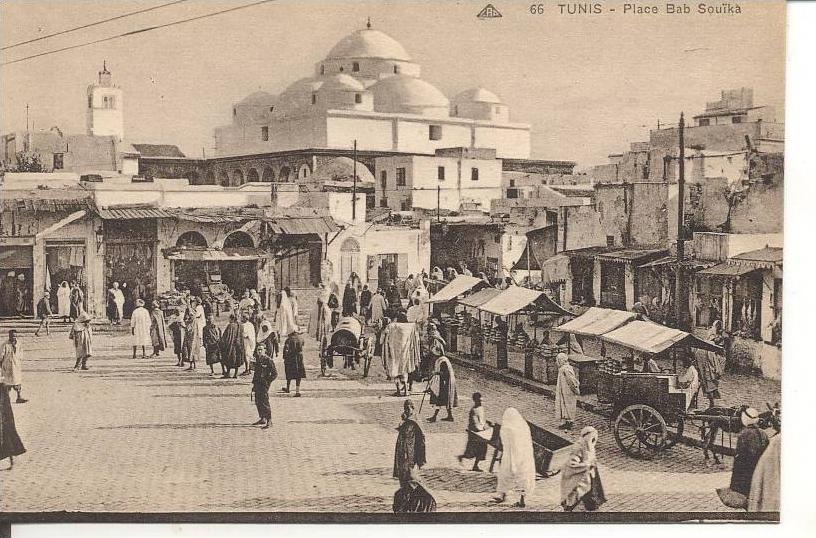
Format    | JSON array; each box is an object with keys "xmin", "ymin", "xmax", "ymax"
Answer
[
  {"xmin": 472, "ymin": 421, "xmax": 574, "ymax": 478},
  {"xmin": 321, "ymin": 316, "xmax": 374, "ymax": 377}
]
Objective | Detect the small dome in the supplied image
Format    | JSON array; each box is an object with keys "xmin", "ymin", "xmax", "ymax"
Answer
[
  {"xmin": 453, "ymin": 87, "xmax": 502, "ymax": 104},
  {"xmin": 326, "ymin": 29, "xmax": 411, "ymax": 61},
  {"xmin": 236, "ymin": 90, "xmax": 277, "ymax": 107},
  {"xmin": 318, "ymin": 73, "xmax": 365, "ymax": 93},
  {"xmin": 369, "ymin": 75, "xmax": 449, "ymax": 113},
  {"xmin": 312, "ymin": 157, "xmax": 375, "ymax": 183},
  {"xmin": 275, "ymin": 77, "xmax": 324, "ymax": 115}
]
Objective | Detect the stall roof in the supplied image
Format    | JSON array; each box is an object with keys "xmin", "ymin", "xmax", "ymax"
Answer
[
  {"xmin": 639, "ymin": 256, "xmax": 718, "ymax": 270},
  {"xmin": 697, "ymin": 262, "xmax": 758, "ymax": 277},
  {"xmin": 458, "ymin": 288, "xmax": 502, "ymax": 308},
  {"xmin": 97, "ymin": 207, "xmax": 174, "ymax": 219},
  {"xmin": 477, "ymin": 285, "xmax": 573, "ymax": 317},
  {"xmin": 554, "ymin": 307, "xmax": 636, "ymax": 336},
  {"xmin": 265, "ymin": 216, "xmax": 339, "ymax": 235},
  {"xmin": 600, "ymin": 320, "xmax": 722, "ymax": 354},
  {"xmin": 163, "ymin": 247, "xmax": 264, "ymax": 261},
  {"xmin": 428, "ymin": 275, "xmax": 484, "ymax": 304},
  {"xmin": 596, "ymin": 248, "xmax": 668, "ymax": 264}
]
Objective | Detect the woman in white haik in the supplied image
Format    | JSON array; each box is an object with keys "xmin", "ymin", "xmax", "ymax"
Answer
[
  {"xmin": 275, "ymin": 288, "xmax": 298, "ymax": 340},
  {"xmin": 492, "ymin": 407, "xmax": 536, "ymax": 508},
  {"xmin": 57, "ymin": 281, "xmax": 71, "ymax": 322}
]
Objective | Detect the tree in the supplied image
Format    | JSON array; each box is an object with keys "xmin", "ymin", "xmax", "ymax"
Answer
[
  {"xmin": 719, "ymin": 182, "xmax": 748, "ymax": 233},
  {"xmin": 12, "ymin": 151, "xmax": 45, "ymax": 172}
]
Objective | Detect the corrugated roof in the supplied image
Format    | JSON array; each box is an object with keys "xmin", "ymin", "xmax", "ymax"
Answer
[
  {"xmin": 172, "ymin": 207, "xmax": 265, "ymax": 223},
  {"xmin": 131, "ymin": 144, "xmax": 187, "ymax": 158},
  {"xmin": 596, "ymin": 248, "xmax": 668, "ymax": 263},
  {"xmin": 731, "ymin": 247, "xmax": 783, "ymax": 264},
  {"xmin": 265, "ymin": 216, "xmax": 338, "ymax": 235},
  {"xmin": 698, "ymin": 262, "xmax": 757, "ymax": 277},
  {"xmin": 1, "ymin": 189, "xmax": 93, "ymax": 212},
  {"xmin": 428, "ymin": 275, "xmax": 484, "ymax": 304},
  {"xmin": 458, "ymin": 288, "xmax": 502, "ymax": 308},
  {"xmin": 639, "ymin": 256, "xmax": 718, "ymax": 270},
  {"xmin": 555, "ymin": 307, "xmax": 637, "ymax": 336}
]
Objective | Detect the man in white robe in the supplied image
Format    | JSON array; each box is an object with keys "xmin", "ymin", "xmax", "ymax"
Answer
[
  {"xmin": 555, "ymin": 353, "xmax": 579, "ymax": 430},
  {"xmin": 241, "ymin": 312, "xmax": 256, "ymax": 376},
  {"xmin": 130, "ymin": 299, "xmax": 152, "ymax": 359}
]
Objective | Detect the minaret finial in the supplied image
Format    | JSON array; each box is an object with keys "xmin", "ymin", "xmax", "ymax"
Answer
[{"xmin": 366, "ymin": 17, "xmax": 371, "ymax": 29}]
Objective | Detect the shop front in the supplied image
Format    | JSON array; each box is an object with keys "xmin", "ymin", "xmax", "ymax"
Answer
[
  {"xmin": 45, "ymin": 241, "xmax": 87, "ymax": 313},
  {"xmin": 0, "ymin": 245, "xmax": 33, "ymax": 317},
  {"xmin": 164, "ymin": 246, "xmax": 265, "ymax": 302},
  {"xmin": 102, "ymin": 218, "xmax": 158, "ymax": 318}
]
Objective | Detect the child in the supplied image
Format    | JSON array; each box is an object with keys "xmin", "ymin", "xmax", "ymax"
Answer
[
  {"xmin": 167, "ymin": 309, "xmax": 185, "ymax": 367},
  {"xmin": 458, "ymin": 393, "xmax": 488, "ymax": 471}
]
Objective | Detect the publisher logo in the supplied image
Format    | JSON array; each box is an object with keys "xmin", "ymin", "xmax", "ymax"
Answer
[{"xmin": 477, "ymin": 3, "xmax": 502, "ymax": 19}]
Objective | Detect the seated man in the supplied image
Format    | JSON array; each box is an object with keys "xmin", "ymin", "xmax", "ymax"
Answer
[{"xmin": 676, "ymin": 355, "xmax": 700, "ymax": 410}]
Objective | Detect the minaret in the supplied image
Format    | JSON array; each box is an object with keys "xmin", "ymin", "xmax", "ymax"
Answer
[{"xmin": 86, "ymin": 61, "xmax": 124, "ymax": 141}]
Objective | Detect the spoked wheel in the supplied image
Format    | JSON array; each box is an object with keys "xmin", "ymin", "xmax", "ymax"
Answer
[{"xmin": 613, "ymin": 404, "xmax": 668, "ymax": 459}]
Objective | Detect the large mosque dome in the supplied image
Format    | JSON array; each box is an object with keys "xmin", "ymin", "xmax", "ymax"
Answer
[
  {"xmin": 369, "ymin": 75, "xmax": 449, "ymax": 116},
  {"xmin": 326, "ymin": 28, "xmax": 411, "ymax": 61}
]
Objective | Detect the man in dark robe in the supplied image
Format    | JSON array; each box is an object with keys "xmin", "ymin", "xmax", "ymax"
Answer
[
  {"xmin": 69, "ymin": 282, "xmax": 84, "ymax": 320},
  {"xmin": 342, "ymin": 282, "xmax": 357, "ymax": 317},
  {"xmin": 251, "ymin": 342, "xmax": 276, "ymax": 429},
  {"xmin": 203, "ymin": 312, "xmax": 222, "ymax": 376},
  {"xmin": 393, "ymin": 467, "xmax": 437, "ymax": 513},
  {"xmin": 730, "ymin": 407, "xmax": 770, "ymax": 496},
  {"xmin": 359, "ymin": 285, "xmax": 372, "ymax": 323},
  {"xmin": 394, "ymin": 400, "xmax": 427, "ymax": 487},
  {"xmin": 387, "ymin": 285, "xmax": 402, "ymax": 310},
  {"xmin": 219, "ymin": 314, "xmax": 244, "ymax": 379},
  {"xmin": 282, "ymin": 329, "xmax": 306, "ymax": 396},
  {"xmin": 1, "ymin": 376, "xmax": 26, "ymax": 469}
]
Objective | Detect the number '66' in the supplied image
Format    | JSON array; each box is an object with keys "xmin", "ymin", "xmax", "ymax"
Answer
[{"xmin": 529, "ymin": 4, "xmax": 545, "ymax": 14}]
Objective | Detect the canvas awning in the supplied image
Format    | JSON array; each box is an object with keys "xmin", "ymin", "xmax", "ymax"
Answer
[
  {"xmin": 97, "ymin": 207, "xmax": 175, "ymax": 219},
  {"xmin": 554, "ymin": 307, "xmax": 637, "ymax": 336},
  {"xmin": 428, "ymin": 275, "xmax": 484, "ymax": 304},
  {"xmin": 477, "ymin": 285, "xmax": 573, "ymax": 317},
  {"xmin": 600, "ymin": 320, "xmax": 723, "ymax": 354},
  {"xmin": 458, "ymin": 288, "xmax": 502, "ymax": 308},
  {"xmin": 697, "ymin": 262, "xmax": 758, "ymax": 277},
  {"xmin": 163, "ymin": 247, "xmax": 264, "ymax": 262},
  {"xmin": 265, "ymin": 216, "xmax": 338, "ymax": 235},
  {"xmin": 538, "ymin": 254, "xmax": 571, "ymax": 284}
]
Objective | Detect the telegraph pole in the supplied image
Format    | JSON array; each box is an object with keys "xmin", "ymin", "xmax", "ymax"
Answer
[
  {"xmin": 352, "ymin": 139, "xmax": 358, "ymax": 221},
  {"xmin": 437, "ymin": 185, "xmax": 441, "ymax": 222},
  {"xmin": 675, "ymin": 112, "xmax": 686, "ymax": 330}
]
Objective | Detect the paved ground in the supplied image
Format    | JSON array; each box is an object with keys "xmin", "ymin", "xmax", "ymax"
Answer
[{"xmin": 1, "ymin": 326, "xmax": 779, "ymax": 515}]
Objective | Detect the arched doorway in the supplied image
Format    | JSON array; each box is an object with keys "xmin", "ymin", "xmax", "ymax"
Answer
[
  {"xmin": 206, "ymin": 171, "xmax": 216, "ymax": 185},
  {"xmin": 262, "ymin": 167, "xmax": 275, "ymax": 182},
  {"xmin": 174, "ymin": 231, "xmax": 208, "ymax": 296},
  {"xmin": 279, "ymin": 166, "xmax": 291, "ymax": 182},
  {"xmin": 218, "ymin": 170, "xmax": 230, "ymax": 186},
  {"xmin": 221, "ymin": 231, "xmax": 257, "ymax": 297},
  {"xmin": 298, "ymin": 164, "xmax": 311, "ymax": 180},
  {"xmin": 232, "ymin": 169, "xmax": 244, "ymax": 186},
  {"xmin": 246, "ymin": 168, "xmax": 260, "ymax": 183},
  {"xmin": 339, "ymin": 237, "xmax": 361, "ymax": 286}
]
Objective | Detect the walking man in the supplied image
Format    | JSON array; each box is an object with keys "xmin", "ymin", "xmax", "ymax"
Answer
[
  {"xmin": 130, "ymin": 299, "xmax": 152, "ymax": 359},
  {"xmin": 251, "ymin": 342, "xmax": 277, "ymax": 429},
  {"xmin": 35, "ymin": 291, "xmax": 52, "ymax": 337},
  {"xmin": 69, "ymin": 312, "xmax": 93, "ymax": 370},
  {"xmin": 281, "ymin": 328, "xmax": 306, "ymax": 396},
  {"xmin": 0, "ymin": 330, "xmax": 26, "ymax": 403},
  {"xmin": 241, "ymin": 312, "xmax": 256, "ymax": 376},
  {"xmin": 555, "ymin": 353, "xmax": 579, "ymax": 431},
  {"xmin": 219, "ymin": 314, "xmax": 244, "ymax": 378}
]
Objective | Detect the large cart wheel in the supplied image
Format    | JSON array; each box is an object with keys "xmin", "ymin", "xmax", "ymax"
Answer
[
  {"xmin": 613, "ymin": 404, "xmax": 668, "ymax": 459},
  {"xmin": 361, "ymin": 337, "xmax": 373, "ymax": 378}
]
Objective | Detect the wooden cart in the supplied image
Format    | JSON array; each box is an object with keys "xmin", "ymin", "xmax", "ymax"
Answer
[{"xmin": 472, "ymin": 421, "xmax": 574, "ymax": 478}]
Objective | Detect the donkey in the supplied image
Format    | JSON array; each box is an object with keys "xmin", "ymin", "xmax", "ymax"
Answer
[{"xmin": 696, "ymin": 402, "xmax": 780, "ymax": 464}]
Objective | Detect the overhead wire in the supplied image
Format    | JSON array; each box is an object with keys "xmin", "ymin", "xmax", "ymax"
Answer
[
  {"xmin": 1, "ymin": 0, "xmax": 276, "ymax": 66},
  {"xmin": 1, "ymin": 0, "xmax": 191, "ymax": 51}
]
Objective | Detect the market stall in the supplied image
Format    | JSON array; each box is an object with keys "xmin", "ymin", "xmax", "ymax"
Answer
[
  {"xmin": 428, "ymin": 275, "xmax": 487, "ymax": 352},
  {"xmin": 455, "ymin": 288, "xmax": 502, "ymax": 360}
]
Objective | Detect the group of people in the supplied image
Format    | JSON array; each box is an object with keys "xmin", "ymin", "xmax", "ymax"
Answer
[{"xmin": 0, "ymin": 271, "xmax": 30, "ymax": 317}]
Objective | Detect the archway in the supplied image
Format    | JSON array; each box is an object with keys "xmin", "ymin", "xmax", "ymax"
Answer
[
  {"xmin": 223, "ymin": 231, "xmax": 254, "ymax": 248},
  {"xmin": 339, "ymin": 237, "xmax": 361, "ymax": 286},
  {"xmin": 262, "ymin": 167, "xmax": 275, "ymax": 182},
  {"xmin": 221, "ymin": 231, "xmax": 257, "ymax": 297},
  {"xmin": 174, "ymin": 231, "xmax": 209, "ymax": 296},
  {"xmin": 176, "ymin": 231, "xmax": 208, "ymax": 248},
  {"xmin": 206, "ymin": 171, "xmax": 216, "ymax": 185},
  {"xmin": 218, "ymin": 170, "xmax": 230, "ymax": 186},
  {"xmin": 233, "ymin": 169, "xmax": 245, "ymax": 186},
  {"xmin": 298, "ymin": 164, "xmax": 311, "ymax": 180},
  {"xmin": 246, "ymin": 168, "xmax": 260, "ymax": 183},
  {"xmin": 279, "ymin": 166, "xmax": 291, "ymax": 182}
]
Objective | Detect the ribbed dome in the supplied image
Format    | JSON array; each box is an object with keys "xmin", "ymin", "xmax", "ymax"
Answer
[
  {"xmin": 318, "ymin": 73, "xmax": 365, "ymax": 93},
  {"xmin": 312, "ymin": 157, "xmax": 375, "ymax": 183},
  {"xmin": 369, "ymin": 75, "xmax": 449, "ymax": 113},
  {"xmin": 326, "ymin": 29, "xmax": 411, "ymax": 61},
  {"xmin": 453, "ymin": 87, "xmax": 502, "ymax": 104}
]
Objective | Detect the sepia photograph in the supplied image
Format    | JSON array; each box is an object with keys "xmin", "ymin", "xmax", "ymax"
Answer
[{"xmin": 0, "ymin": 0, "xmax": 792, "ymax": 528}]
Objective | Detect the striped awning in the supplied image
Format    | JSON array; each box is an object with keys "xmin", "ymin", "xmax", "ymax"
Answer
[{"xmin": 97, "ymin": 207, "xmax": 174, "ymax": 219}]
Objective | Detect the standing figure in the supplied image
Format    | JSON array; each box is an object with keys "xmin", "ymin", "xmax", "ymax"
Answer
[
  {"xmin": 57, "ymin": 281, "xmax": 71, "ymax": 322},
  {"xmin": 748, "ymin": 434, "xmax": 780, "ymax": 512},
  {"xmin": 16, "ymin": 274, "xmax": 28, "ymax": 316},
  {"xmin": 369, "ymin": 288, "xmax": 387, "ymax": 326},
  {"xmin": 393, "ymin": 400, "xmax": 427, "ymax": 486},
  {"xmin": 149, "ymin": 301, "xmax": 168, "ymax": 357},
  {"xmin": 342, "ymin": 282, "xmax": 358, "ymax": 317},
  {"xmin": 188, "ymin": 298, "xmax": 205, "ymax": 370},
  {"xmin": 35, "ymin": 291, "xmax": 52, "ymax": 336},
  {"xmin": 167, "ymin": 309, "xmax": 185, "ymax": 366},
  {"xmin": 0, "ymin": 273, "xmax": 15, "ymax": 316},
  {"xmin": 560, "ymin": 426, "xmax": 607, "ymax": 512},
  {"xmin": 458, "ymin": 392, "xmax": 488, "ymax": 471},
  {"xmin": 181, "ymin": 308, "xmax": 195, "ymax": 367},
  {"xmin": 109, "ymin": 282, "xmax": 125, "ymax": 325},
  {"xmin": 274, "ymin": 289, "xmax": 298, "ymax": 341},
  {"xmin": 203, "ymin": 313, "xmax": 222, "ymax": 376},
  {"xmin": 677, "ymin": 355, "xmax": 700, "ymax": 410},
  {"xmin": 359, "ymin": 285, "xmax": 372, "ymax": 323},
  {"xmin": 69, "ymin": 281, "xmax": 84, "ymax": 320},
  {"xmin": 698, "ymin": 320, "xmax": 726, "ymax": 408},
  {"xmin": 327, "ymin": 283, "xmax": 341, "ymax": 330},
  {"xmin": 219, "ymin": 314, "xmax": 244, "ymax": 378},
  {"xmin": 241, "ymin": 312, "xmax": 256, "ymax": 376},
  {"xmin": 555, "ymin": 353, "xmax": 579, "ymax": 431},
  {"xmin": 730, "ymin": 408, "xmax": 770, "ymax": 497},
  {"xmin": 130, "ymin": 299, "xmax": 152, "ymax": 359},
  {"xmin": 311, "ymin": 284, "xmax": 333, "ymax": 349},
  {"xmin": 383, "ymin": 321, "xmax": 421, "ymax": 396},
  {"xmin": 0, "ymin": 330, "xmax": 26, "ymax": 403},
  {"xmin": 427, "ymin": 355, "xmax": 457, "ymax": 423},
  {"xmin": 0, "ymin": 369, "xmax": 26, "ymax": 470},
  {"xmin": 281, "ymin": 329, "xmax": 306, "ymax": 396},
  {"xmin": 285, "ymin": 287, "xmax": 299, "ymax": 324},
  {"xmin": 493, "ymin": 408, "xmax": 536, "ymax": 508},
  {"xmin": 393, "ymin": 466, "xmax": 437, "ymax": 513},
  {"xmin": 386, "ymin": 285, "xmax": 402, "ymax": 312},
  {"xmin": 251, "ymin": 342, "xmax": 277, "ymax": 429},
  {"xmin": 69, "ymin": 312, "xmax": 93, "ymax": 370}
]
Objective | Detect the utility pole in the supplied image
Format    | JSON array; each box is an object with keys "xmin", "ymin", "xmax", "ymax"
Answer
[
  {"xmin": 526, "ymin": 237, "xmax": 532, "ymax": 286},
  {"xmin": 675, "ymin": 112, "xmax": 686, "ymax": 330},
  {"xmin": 26, "ymin": 104, "xmax": 30, "ymax": 132},
  {"xmin": 352, "ymin": 139, "xmax": 358, "ymax": 221},
  {"xmin": 437, "ymin": 184, "xmax": 441, "ymax": 222}
]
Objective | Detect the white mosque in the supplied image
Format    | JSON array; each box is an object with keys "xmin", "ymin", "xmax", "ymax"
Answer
[{"xmin": 214, "ymin": 23, "xmax": 531, "ymax": 159}]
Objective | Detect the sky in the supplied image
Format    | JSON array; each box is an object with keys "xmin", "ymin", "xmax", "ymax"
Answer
[{"xmin": 0, "ymin": 0, "xmax": 786, "ymax": 168}]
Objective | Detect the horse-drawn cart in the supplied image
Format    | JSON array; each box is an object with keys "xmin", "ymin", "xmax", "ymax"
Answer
[{"xmin": 321, "ymin": 316, "xmax": 374, "ymax": 377}]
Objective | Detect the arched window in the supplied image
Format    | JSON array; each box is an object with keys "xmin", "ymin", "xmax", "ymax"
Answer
[
  {"xmin": 176, "ymin": 231, "xmax": 208, "ymax": 248},
  {"xmin": 233, "ymin": 169, "xmax": 244, "ymax": 185},
  {"xmin": 279, "ymin": 166, "xmax": 291, "ymax": 182},
  {"xmin": 223, "ymin": 231, "xmax": 254, "ymax": 248},
  {"xmin": 246, "ymin": 168, "xmax": 260, "ymax": 183},
  {"xmin": 262, "ymin": 167, "xmax": 275, "ymax": 182},
  {"xmin": 298, "ymin": 164, "xmax": 311, "ymax": 179},
  {"xmin": 352, "ymin": 62, "xmax": 360, "ymax": 72},
  {"xmin": 206, "ymin": 171, "xmax": 216, "ymax": 185},
  {"xmin": 218, "ymin": 170, "xmax": 230, "ymax": 186}
]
